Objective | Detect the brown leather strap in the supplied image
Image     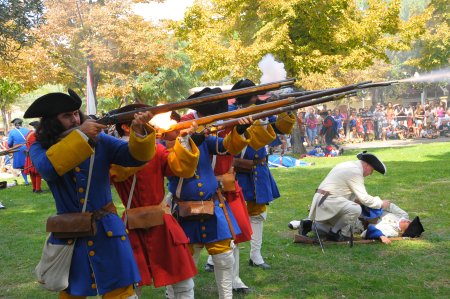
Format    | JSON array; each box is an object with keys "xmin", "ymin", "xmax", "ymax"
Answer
[
  {"xmin": 216, "ymin": 190, "xmax": 236, "ymax": 240},
  {"xmin": 316, "ymin": 189, "xmax": 330, "ymax": 207},
  {"xmin": 92, "ymin": 202, "xmax": 117, "ymax": 221}
]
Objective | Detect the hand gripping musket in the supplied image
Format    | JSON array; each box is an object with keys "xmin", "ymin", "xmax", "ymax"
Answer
[
  {"xmin": 96, "ymin": 78, "xmax": 295, "ymax": 125},
  {"xmin": 159, "ymin": 81, "xmax": 372, "ymax": 134}
]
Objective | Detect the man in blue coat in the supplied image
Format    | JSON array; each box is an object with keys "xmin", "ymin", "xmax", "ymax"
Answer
[
  {"xmin": 231, "ymin": 79, "xmax": 296, "ymax": 269},
  {"xmin": 25, "ymin": 89, "xmax": 155, "ymax": 298},
  {"xmin": 7, "ymin": 118, "xmax": 30, "ymax": 185}
]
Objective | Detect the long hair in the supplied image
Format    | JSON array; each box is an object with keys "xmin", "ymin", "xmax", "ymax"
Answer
[{"xmin": 36, "ymin": 110, "xmax": 87, "ymax": 149}]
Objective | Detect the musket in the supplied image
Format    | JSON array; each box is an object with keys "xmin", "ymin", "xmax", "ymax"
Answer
[
  {"xmin": 97, "ymin": 78, "xmax": 296, "ymax": 125},
  {"xmin": 159, "ymin": 81, "xmax": 371, "ymax": 134},
  {"xmin": 208, "ymin": 91, "xmax": 357, "ymax": 131}
]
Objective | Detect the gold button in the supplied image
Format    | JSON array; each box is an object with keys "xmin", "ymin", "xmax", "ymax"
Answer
[
  {"xmin": 67, "ymin": 239, "xmax": 74, "ymax": 245},
  {"xmin": 195, "ymin": 175, "xmax": 200, "ymax": 179},
  {"xmin": 89, "ymin": 251, "xmax": 95, "ymax": 256},
  {"xmin": 199, "ymin": 192, "xmax": 204, "ymax": 197},
  {"xmin": 126, "ymin": 229, "xmax": 129, "ymax": 234},
  {"xmin": 75, "ymin": 167, "xmax": 80, "ymax": 172},
  {"xmin": 91, "ymin": 283, "xmax": 97, "ymax": 289},
  {"xmin": 255, "ymin": 154, "xmax": 259, "ymax": 158},
  {"xmin": 219, "ymin": 203, "xmax": 224, "ymax": 208},
  {"xmin": 197, "ymin": 182, "xmax": 203, "ymax": 187},
  {"xmin": 121, "ymin": 236, "xmax": 126, "ymax": 241},
  {"xmin": 87, "ymin": 240, "xmax": 93, "ymax": 246},
  {"xmin": 254, "ymin": 171, "xmax": 258, "ymax": 175},
  {"xmin": 261, "ymin": 162, "xmax": 265, "ymax": 165},
  {"xmin": 201, "ymin": 226, "xmax": 206, "ymax": 230},
  {"xmin": 202, "ymin": 233, "xmax": 207, "ymax": 238},
  {"xmin": 253, "ymin": 166, "xmax": 256, "ymax": 169},
  {"xmin": 80, "ymin": 198, "xmax": 85, "ymax": 204},
  {"xmin": 78, "ymin": 187, "xmax": 84, "ymax": 193},
  {"xmin": 107, "ymin": 231, "xmax": 113, "ymax": 237}
]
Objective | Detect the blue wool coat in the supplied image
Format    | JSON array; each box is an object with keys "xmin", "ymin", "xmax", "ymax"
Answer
[
  {"xmin": 8, "ymin": 127, "xmax": 30, "ymax": 168},
  {"xmin": 168, "ymin": 136, "xmax": 241, "ymax": 244},
  {"xmin": 30, "ymin": 132, "xmax": 146, "ymax": 296}
]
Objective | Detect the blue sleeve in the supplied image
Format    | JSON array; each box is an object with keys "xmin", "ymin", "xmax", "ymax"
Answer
[
  {"xmin": 100, "ymin": 133, "xmax": 148, "ymax": 167},
  {"xmin": 365, "ymin": 225, "xmax": 385, "ymax": 239},
  {"xmin": 7, "ymin": 131, "xmax": 14, "ymax": 147},
  {"xmin": 29, "ymin": 142, "xmax": 60, "ymax": 181},
  {"xmin": 205, "ymin": 135, "xmax": 227, "ymax": 154}
]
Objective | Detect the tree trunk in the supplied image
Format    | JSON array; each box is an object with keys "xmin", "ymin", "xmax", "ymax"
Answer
[{"xmin": 292, "ymin": 122, "xmax": 306, "ymax": 155}]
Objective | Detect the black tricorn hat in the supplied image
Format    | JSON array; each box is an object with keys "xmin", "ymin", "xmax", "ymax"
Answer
[
  {"xmin": 29, "ymin": 121, "xmax": 40, "ymax": 129},
  {"xmin": 357, "ymin": 151, "xmax": 387, "ymax": 175},
  {"xmin": 24, "ymin": 89, "xmax": 82, "ymax": 118},
  {"xmin": 109, "ymin": 103, "xmax": 150, "ymax": 124},
  {"xmin": 11, "ymin": 118, "xmax": 23, "ymax": 125},
  {"xmin": 402, "ymin": 216, "xmax": 424, "ymax": 238},
  {"xmin": 232, "ymin": 79, "xmax": 256, "ymax": 105},
  {"xmin": 189, "ymin": 87, "xmax": 227, "ymax": 116}
]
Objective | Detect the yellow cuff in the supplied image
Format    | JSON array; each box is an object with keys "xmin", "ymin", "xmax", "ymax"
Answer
[
  {"xmin": 247, "ymin": 120, "xmax": 276, "ymax": 150},
  {"xmin": 110, "ymin": 164, "xmax": 145, "ymax": 182},
  {"xmin": 275, "ymin": 112, "xmax": 296, "ymax": 134},
  {"xmin": 168, "ymin": 138, "xmax": 200, "ymax": 178},
  {"xmin": 129, "ymin": 124, "xmax": 156, "ymax": 162},
  {"xmin": 46, "ymin": 130, "xmax": 93, "ymax": 176},
  {"xmin": 223, "ymin": 127, "xmax": 251, "ymax": 156}
]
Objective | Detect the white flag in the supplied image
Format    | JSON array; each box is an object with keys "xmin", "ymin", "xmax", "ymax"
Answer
[{"xmin": 86, "ymin": 65, "xmax": 96, "ymax": 116}]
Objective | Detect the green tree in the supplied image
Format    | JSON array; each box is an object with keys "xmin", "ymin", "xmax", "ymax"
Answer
[
  {"xmin": 0, "ymin": 78, "xmax": 21, "ymax": 131},
  {"xmin": 176, "ymin": 0, "xmax": 427, "ymax": 88},
  {"xmin": 0, "ymin": 0, "xmax": 45, "ymax": 62}
]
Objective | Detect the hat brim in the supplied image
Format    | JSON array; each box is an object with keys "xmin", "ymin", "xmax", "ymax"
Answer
[
  {"xmin": 357, "ymin": 151, "xmax": 387, "ymax": 175},
  {"xmin": 24, "ymin": 92, "xmax": 82, "ymax": 118}
]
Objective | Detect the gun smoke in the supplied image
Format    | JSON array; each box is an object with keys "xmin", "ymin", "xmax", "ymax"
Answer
[{"xmin": 400, "ymin": 68, "xmax": 450, "ymax": 83}]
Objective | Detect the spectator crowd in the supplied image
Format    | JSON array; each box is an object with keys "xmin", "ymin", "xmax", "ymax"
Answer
[{"xmin": 296, "ymin": 101, "xmax": 450, "ymax": 148}]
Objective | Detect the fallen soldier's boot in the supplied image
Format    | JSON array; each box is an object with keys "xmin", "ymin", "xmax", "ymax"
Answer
[
  {"xmin": 288, "ymin": 220, "xmax": 301, "ymax": 230},
  {"xmin": 299, "ymin": 219, "xmax": 312, "ymax": 236}
]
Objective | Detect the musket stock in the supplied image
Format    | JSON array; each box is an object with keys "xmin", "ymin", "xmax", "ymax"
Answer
[{"xmin": 97, "ymin": 78, "xmax": 296, "ymax": 125}]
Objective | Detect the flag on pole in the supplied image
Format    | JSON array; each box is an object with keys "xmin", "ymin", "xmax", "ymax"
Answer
[{"xmin": 86, "ymin": 65, "xmax": 96, "ymax": 116}]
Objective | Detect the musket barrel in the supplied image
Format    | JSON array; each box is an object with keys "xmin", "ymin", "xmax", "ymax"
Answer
[
  {"xmin": 98, "ymin": 78, "xmax": 296, "ymax": 125},
  {"xmin": 161, "ymin": 81, "xmax": 369, "ymax": 133}
]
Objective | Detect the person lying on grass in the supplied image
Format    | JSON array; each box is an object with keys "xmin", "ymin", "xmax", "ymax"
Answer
[{"xmin": 360, "ymin": 202, "xmax": 424, "ymax": 244}]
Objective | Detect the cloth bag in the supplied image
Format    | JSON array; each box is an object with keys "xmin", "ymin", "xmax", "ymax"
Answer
[
  {"xmin": 35, "ymin": 235, "xmax": 75, "ymax": 291},
  {"xmin": 35, "ymin": 152, "xmax": 95, "ymax": 291}
]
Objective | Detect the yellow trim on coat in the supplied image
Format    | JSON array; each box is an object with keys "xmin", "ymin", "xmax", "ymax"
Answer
[
  {"xmin": 274, "ymin": 112, "xmax": 296, "ymax": 134},
  {"xmin": 46, "ymin": 130, "xmax": 93, "ymax": 176},
  {"xmin": 128, "ymin": 124, "xmax": 156, "ymax": 162},
  {"xmin": 247, "ymin": 120, "xmax": 276, "ymax": 150},
  {"xmin": 222, "ymin": 127, "xmax": 251, "ymax": 156},
  {"xmin": 247, "ymin": 201, "xmax": 267, "ymax": 216},
  {"xmin": 189, "ymin": 239, "xmax": 232, "ymax": 255},
  {"xmin": 167, "ymin": 138, "xmax": 200, "ymax": 178},
  {"xmin": 109, "ymin": 164, "xmax": 146, "ymax": 182}
]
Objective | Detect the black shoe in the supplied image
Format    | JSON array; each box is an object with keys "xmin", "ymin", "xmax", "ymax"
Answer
[
  {"xmin": 299, "ymin": 219, "xmax": 312, "ymax": 236},
  {"xmin": 249, "ymin": 259, "xmax": 271, "ymax": 269},
  {"xmin": 233, "ymin": 287, "xmax": 251, "ymax": 294},
  {"xmin": 35, "ymin": 189, "xmax": 43, "ymax": 194},
  {"xmin": 204, "ymin": 263, "xmax": 214, "ymax": 272},
  {"xmin": 327, "ymin": 230, "xmax": 352, "ymax": 242}
]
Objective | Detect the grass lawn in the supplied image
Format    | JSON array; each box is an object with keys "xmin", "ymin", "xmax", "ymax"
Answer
[{"xmin": 0, "ymin": 142, "xmax": 449, "ymax": 298}]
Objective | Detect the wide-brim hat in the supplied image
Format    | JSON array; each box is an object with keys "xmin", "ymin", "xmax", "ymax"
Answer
[
  {"xmin": 189, "ymin": 87, "xmax": 227, "ymax": 116},
  {"xmin": 29, "ymin": 121, "xmax": 40, "ymax": 128},
  {"xmin": 402, "ymin": 216, "xmax": 424, "ymax": 238},
  {"xmin": 357, "ymin": 151, "xmax": 387, "ymax": 175},
  {"xmin": 11, "ymin": 118, "xmax": 23, "ymax": 125},
  {"xmin": 24, "ymin": 89, "xmax": 82, "ymax": 118},
  {"xmin": 232, "ymin": 79, "xmax": 256, "ymax": 105}
]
